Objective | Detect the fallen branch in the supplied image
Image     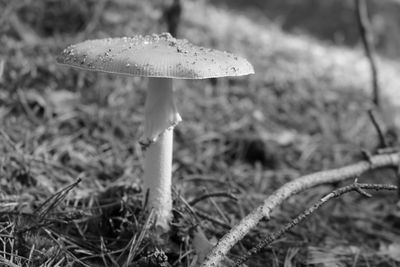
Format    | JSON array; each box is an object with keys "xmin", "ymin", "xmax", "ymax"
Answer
[
  {"xmin": 233, "ymin": 180, "xmax": 397, "ymax": 266},
  {"xmin": 201, "ymin": 152, "xmax": 399, "ymax": 267}
]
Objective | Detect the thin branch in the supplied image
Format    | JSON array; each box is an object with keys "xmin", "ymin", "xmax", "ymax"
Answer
[
  {"xmin": 199, "ymin": 187, "xmax": 233, "ymax": 224},
  {"xmin": 355, "ymin": 0, "xmax": 380, "ymax": 107},
  {"xmin": 189, "ymin": 191, "xmax": 238, "ymax": 206},
  {"xmin": 201, "ymin": 152, "xmax": 400, "ymax": 267},
  {"xmin": 195, "ymin": 209, "xmax": 231, "ymax": 230},
  {"xmin": 234, "ymin": 181, "xmax": 397, "ymax": 266},
  {"xmin": 367, "ymin": 109, "xmax": 387, "ymax": 148},
  {"xmin": 173, "ymin": 187, "xmax": 232, "ymax": 229},
  {"xmin": 172, "ymin": 187, "xmax": 200, "ymax": 222}
]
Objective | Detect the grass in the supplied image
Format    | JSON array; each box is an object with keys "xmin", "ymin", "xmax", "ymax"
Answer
[{"xmin": 1, "ymin": 0, "xmax": 400, "ymax": 266}]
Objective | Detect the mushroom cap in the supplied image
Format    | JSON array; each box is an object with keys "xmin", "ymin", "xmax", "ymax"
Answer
[{"xmin": 57, "ymin": 33, "xmax": 254, "ymax": 79}]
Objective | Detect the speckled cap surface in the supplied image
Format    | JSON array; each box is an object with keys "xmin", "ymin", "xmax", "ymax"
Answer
[{"xmin": 57, "ymin": 33, "xmax": 254, "ymax": 79}]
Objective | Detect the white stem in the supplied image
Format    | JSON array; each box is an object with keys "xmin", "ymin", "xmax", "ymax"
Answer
[{"xmin": 143, "ymin": 78, "xmax": 181, "ymax": 231}]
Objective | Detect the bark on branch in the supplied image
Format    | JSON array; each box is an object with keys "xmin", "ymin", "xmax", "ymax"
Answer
[{"xmin": 201, "ymin": 152, "xmax": 400, "ymax": 267}]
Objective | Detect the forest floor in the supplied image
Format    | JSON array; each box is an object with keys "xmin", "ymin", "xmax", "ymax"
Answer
[{"xmin": 1, "ymin": 0, "xmax": 400, "ymax": 266}]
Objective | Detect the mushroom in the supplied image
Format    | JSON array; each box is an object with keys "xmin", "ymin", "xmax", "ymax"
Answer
[{"xmin": 57, "ymin": 33, "xmax": 254, "ymax": 231}]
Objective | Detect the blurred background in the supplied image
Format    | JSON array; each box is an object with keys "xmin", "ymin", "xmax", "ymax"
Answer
[{"xmin": 1, "ymin": 0, "xmax": 400, "ymax": 266}]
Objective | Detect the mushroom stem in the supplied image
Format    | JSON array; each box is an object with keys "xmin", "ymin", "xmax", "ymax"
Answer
[{"xmin": 143, "ymin": 78, "xmax": 181, "ymax": 231}]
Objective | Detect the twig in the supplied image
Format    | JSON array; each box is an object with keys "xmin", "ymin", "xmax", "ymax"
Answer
[
  {"xmin": 195, "ymin": 209, "xmax": 231, "ymax": 230},
  {"xmin": 172, "ymin": 187, "xmax": 200, "ymax": 222},
  {"xmin": 201, "ymin": 152, "xmax": 400, "ymax": 267},
  {"xmin": 355, "ymin": 0, "xmax": 380, "ymax": 107},
  {"xmin": 200, "ymin": 187, "xmax": 232, "ymax": 224},
  {"xmin": 367, "ymin": 109, "xmax": 387, "ymax": 148},
  {"xmin": 189, "ymin": 191, "xmax": 238, "ymax": 206},
  {"xmin": 233, "ymin": 180, "xmax": 397, "ymax": 266}
]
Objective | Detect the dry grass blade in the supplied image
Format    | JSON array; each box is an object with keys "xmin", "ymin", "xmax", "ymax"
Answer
[
  {"xmin": 123, "ymin": 209, "xmax": 155, "ymax": 266},
  {"xmin": 42, "ymin": 228, "xmax": 93, "ymax": 267},
  {"xmin": 99, "ymin": 236, "xmax": 119, "ymax": 267},
  {"xmin": 35, "ymin": 177, "xmax": 82, "ymax": 220},
  {"xmin": 307, "ymin": 246, "xmax": 361, "ymax": 266},
  {"xmin": 0, "ymin": 257, "xmax": 20, "ymax": 267}
]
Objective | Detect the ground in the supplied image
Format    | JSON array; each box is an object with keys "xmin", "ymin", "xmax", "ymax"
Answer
[{"xmin": 1, "ymin": 0, "xmax": 400, "ymax": 266}]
